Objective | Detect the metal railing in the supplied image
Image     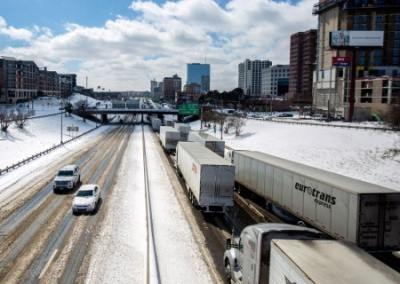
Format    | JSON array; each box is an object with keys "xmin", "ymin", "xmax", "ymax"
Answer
[{"xmin": 0, "ymin": 125, "xmax": 99, "ymax": 176}]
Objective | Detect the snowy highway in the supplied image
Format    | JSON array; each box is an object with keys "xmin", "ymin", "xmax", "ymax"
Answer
[{"xmin": 0, "ymin": 117, "xmax": 222, "ymax": 283}]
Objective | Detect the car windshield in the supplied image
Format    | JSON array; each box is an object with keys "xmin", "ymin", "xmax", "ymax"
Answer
[
  {"xmin": 77, "ymin": 190, "xmax": 94, "ymax": 197},
  {"xmin": 57, "ymin": 170, "xmax": 74, "ymax": 176}
]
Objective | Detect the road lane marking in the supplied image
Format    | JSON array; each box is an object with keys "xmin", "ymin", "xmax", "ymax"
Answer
[{"xmin": 39, "ymin": 249, "xmax": 58, "ymax": 279}]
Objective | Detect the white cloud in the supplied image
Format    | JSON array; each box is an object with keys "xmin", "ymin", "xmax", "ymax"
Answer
[
  {"xmin": 0, "ymin": 16, "xmax": 33, "ymax": 41},
  {"xmin": 0, "ymin": 0, "xmax": 318, "ymax": 91}
]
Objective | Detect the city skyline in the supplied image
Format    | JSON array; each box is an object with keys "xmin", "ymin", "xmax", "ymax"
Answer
[{"xmin": 0, "ymin": 0, "xmax": 317, "ymax": 91}]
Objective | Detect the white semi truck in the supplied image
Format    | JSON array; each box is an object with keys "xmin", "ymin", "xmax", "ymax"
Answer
[
  {"xmin": 227, "ymin": 150, "xmax": 400, "ymax": 251},
  {"xmin": 159, "ymin": 126, "xmax": 182, "ymax": 152},
  {"xmin": 224, "ymin": 223, "xmax": 400, "ymax": 284},
  {"xmin": 187, "ymin": 130, "xmax": 225, "ymax": 157},
  {"xmin": 175, "ymin": 141, "xmax": 235, "ymax": 213}
]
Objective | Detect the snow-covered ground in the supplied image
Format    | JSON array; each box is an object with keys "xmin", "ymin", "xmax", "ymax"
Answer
[
  {"xmin": 1, "ymin": 95, "xmax": 399, "ymax": 283},
  {"xmin": 187, "ymin": 118, "xmax": 400, "ymax": 190}
]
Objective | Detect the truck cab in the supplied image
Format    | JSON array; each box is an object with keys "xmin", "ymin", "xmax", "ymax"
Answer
[
  {"xmin": 52, "ymin": 164, "xmax": 81, "ymax": 192},
  {"xmin": 223, "ymin": 223, "xmax": 325, "ymax": 284}
]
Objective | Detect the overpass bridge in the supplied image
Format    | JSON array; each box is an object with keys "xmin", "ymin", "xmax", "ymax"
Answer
[{"xmin": 73, "ymin": 108, "xmax": 181, "ymax": 123}]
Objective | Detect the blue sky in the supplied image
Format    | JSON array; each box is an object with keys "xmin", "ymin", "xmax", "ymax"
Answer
[{"xmin": 1, "ymin": 0, "xmax": 316, "ymax": 91}]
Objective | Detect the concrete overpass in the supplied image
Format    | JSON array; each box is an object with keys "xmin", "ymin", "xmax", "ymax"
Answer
[{"xmin": 73, "ymin": 108, "xmax": 181, "ymax": 123}]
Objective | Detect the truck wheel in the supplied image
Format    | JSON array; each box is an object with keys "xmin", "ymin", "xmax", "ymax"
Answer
[{"xmin": 224, "ymin": 260, "xmax": 232, "ymax": 280}]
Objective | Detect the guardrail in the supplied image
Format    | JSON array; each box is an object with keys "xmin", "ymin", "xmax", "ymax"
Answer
[
  {"xmin": 0, "ymin": 125, "xmax": 99, "ymax": 176},
  {"xmin": 247, "ymin": 117, "xmax": 391, "ymax": 131}
]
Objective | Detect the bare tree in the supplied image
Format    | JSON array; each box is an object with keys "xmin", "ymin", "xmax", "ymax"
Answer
[
  {"xmin": 74, "ymin": 99, "xmax": 88, "ymax": 111},
  {"xmin": 14, "ymin": 108, "xmax": 34, "ymax": 128},
  {"xmin": 215, "ymin": 112, "xmax": 228, "ymax": 139},
  {"xmin": 232, "ymin": 115, "xmax": 247, "ymax": 136},
  {"xmin": 0, "ymin": 108, "xmax": 15, "ymax": 132},
  {"xmin": 381, "ymin": 102, "xmax": 400, "ymax": 131}
]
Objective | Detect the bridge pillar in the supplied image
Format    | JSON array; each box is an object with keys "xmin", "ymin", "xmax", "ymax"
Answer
[{"xmin": 101, "ymin": 114, "xmax": 108, "ymax": 123}]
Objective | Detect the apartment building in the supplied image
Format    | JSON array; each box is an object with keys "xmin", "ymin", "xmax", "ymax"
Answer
[
  {"xmin": 288, "ymin": 30, "xmax": 317, "ymax": 106},
  {"xmin": 0, "ymin": 57, "xmax": 39, "ymax": 104},
  {"xmin": 1, "ymin": 56, "xmax": 77, "ymax": 104},
  {"xmin": 59, "ymin": 74, "xmax": 77, "ymax": 98},
  {"xmin": 238, "ymin": 59, "xmax": 272, "ymax": 95},
  {"xmin": 312, "ymin": 0, "xmax": 400, "ymax": 118},
  {"xmin": 261, "ymin": 65, "xmax": 290, "ymax": 97}
]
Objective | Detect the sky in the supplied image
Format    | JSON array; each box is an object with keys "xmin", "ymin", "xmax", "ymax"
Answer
[
  {"xmin": 0, "ymin": 95, "xmax": 399, "ymax": 282},
  {"xmin": 0, "ymin": 0, "xmax": 317, "ymax": 92}
]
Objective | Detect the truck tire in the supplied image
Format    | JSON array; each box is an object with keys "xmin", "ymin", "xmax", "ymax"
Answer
[{"xmin": 224, "ymin": 260, "xmax": 232, "ymax": 281}]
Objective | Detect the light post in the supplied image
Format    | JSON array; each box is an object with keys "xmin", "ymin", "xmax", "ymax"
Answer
[{"xmin": 59, "ymin": 107, "xmax": 64, "ymax": 144}]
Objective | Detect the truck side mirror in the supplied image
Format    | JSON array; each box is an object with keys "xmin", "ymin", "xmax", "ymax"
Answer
[{"xmin": 226, "ymin": 238, "xmax": 232, "ymax": 249}]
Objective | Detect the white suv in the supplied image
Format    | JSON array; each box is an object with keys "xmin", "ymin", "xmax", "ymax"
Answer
[
  {"xmin": 52, "ymin": 165, "xmax": 81, "ymax": 192},
  {"xmin": 72, "ymin": 184, "xmax": 101, "ymax": 214}
]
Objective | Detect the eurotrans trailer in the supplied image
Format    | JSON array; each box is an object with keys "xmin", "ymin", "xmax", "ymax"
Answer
[
  {"xmin": 175, "ymin": 141, "xmax": 235, "ymax": 213},
  {"xmin": 228, "ymin": 150, "xmax": 400, "ymax": 251}
]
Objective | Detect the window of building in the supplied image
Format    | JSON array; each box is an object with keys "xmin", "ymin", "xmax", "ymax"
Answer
[
  {"xmin": 360, "ymin": 15, "xmax": 367, "ymax": 22},
  {"xmin": 376, "ymin": 15, "xmax": 383, "ymax": 23},
  {"xmin": 395, "ymin": 40, "xmax": 400, "ymax": 47},
  {"xmin": 354, "ymin": 15, "xmax": 359, "ymax": 22},
  {"xmin": 396, "ymin": 14, "xmax": 400, "ymax": 21},
  {"xmin": 393, "ymin": 58, "xmax": 399, "ymax": 64},
  {"xmin": 353, "ymin": 24, "xmax": 359, "ymax": 30},
  {"xmin": 396, "ymin": 23, "xmax": 400, "ymax": 30},
  {"xmin": 396, "ymin": 32, "xmax": 400, "ymax": 38},
  {"xmin": 360, "ymin": 24, "xmax": 367, "ymax": 30},
  {"xmin": 376, "ymin": 24, "xmax": 383, "ymax": 30},
  {"xmin": 359, "ymin": 51, "xmax": 365, "ymax": 56},
  {"xmin": 374, "ymin": 58, "xmax": 381, "ymax": 65},
  {"xmin": 359, "ymin": 58, "xmax": 365, "ymax": 65},
  {"xmin": 374, "ymin": 50, "xmax": 381, "ymax": 56},
  {"xmin": 394, "ymin": 49, "xmax": 400, "ymax": 56}
]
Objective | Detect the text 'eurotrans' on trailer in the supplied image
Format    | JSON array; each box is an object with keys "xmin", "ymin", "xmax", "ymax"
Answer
[
  {"xmin": 229, "ymin": 150, "xmax": 400, "ymax": 251},
  {"xmin": 175, "ymin": 141, "xmax": 235, "ymax": 213}
]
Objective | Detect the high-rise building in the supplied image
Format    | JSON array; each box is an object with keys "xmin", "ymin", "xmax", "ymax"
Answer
[
  {"xmin": 150, "ymin": 80, "xmax": 158, "ymax": 96},
  {"xmin": 288, "ymin": 30, "xmax": 317, "ymax": 106},
  {"xmin": 238, "ymin": 59, "xmax": 272, "ymax": 95},
  {"xmin": 186, "ymin": 63, "xmax": 210, "ymax": 93},
  {"xmin": 261, "ymin": 65, "xmax": 290, "ymax": 96},
  {"xmin": 312, "ymin": 0, "xmax": 400, "ymax": 118},
  {"xmin": 163, "ymin": 74, "xmax": 181, "ymax": 103}
]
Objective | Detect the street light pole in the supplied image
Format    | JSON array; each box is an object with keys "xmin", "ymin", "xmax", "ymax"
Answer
[{"xmin": 59, "ymin": 107, "xmax": 64, "ymax": 144}]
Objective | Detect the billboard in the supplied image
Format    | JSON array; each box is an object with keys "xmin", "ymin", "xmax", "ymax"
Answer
[{"xmin": 330, "ymin": 31, "xmax": 384, "ymax": 47}]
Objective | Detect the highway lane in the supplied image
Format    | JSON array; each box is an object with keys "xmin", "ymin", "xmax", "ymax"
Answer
[{"xmin": 0, "ymin": 119, "xmax": 134, "ymax": 283}]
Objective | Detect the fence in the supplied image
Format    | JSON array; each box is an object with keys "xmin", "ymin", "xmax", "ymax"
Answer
[{"xmin": 247, "ymin": 117, "xmax": 391, "ymax": 132}]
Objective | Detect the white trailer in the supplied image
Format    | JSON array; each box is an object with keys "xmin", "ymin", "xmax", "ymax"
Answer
[
  {"xmin": 231, "ymin": 150, "xmax": 400, "ymax": 251},
  {"xmin": 151, "ymin": 117, "xmax": 162, "ymax": 132},
  {"xmin": 173, "ymin": 122, "xmax": 191, "ymax": 140},
  {"xmin": 163, "ymin": 118, "xmax": 174, "ymax": 127},
  {"xmin": 159, "ymin": 126, "xmax": 181, "ymax": 152},
  {"xmin": 188, "ymin": 130, "xmax": 225, "ymax": 157},
  {"xmin": 175, "ymin": 142, "xmax": 235, "ymax": 213},
  {"xmin": 269, "ymin": 239, "xmax": 400, "ymax": 284}
]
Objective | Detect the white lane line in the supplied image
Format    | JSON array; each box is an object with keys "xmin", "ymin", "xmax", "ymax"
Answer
[{"xmin": 39, "ymin": 249, "xmax": 58, "ymax": 279}]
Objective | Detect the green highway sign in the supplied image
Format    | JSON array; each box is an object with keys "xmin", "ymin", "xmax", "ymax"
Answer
[{"xmin": 178, "ymin": 103, "xmax": 199, "ymax": 115}]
